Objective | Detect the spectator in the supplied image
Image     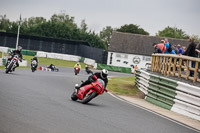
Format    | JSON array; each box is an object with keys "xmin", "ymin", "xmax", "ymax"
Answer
[
  {"xmin": 152, "ymin": 41, "xmax": 166, "ymax": 54},
  {"xmin": 170, "ymin": 44, "xmax": 176, "ymax": 54},
  {"xmin": 182, "ymin": 46, "xmax": 187, "ymax": 53},
  {"xmin": 183, "ymin": 37, "xmax": 197, "ymax": 76},
  {"xmin": 153, "ymin": 43, "xmax": 162, "ymax": 53},
  {"xmin": 164, "ymin": 38, "xmax": 169, "ymax": 54},
  {"xmin": 164, "ymin": 38, "xmax": 175, "ymax": 54},
  {"xmin": 177, "ymin": 44, "xmax": 183, "ymax": 55},
  {"xmin": 183, "ymin": 37, "xmax": 196, "ymax": 57},
  {"xmin": 173, "ymin": 45, "xmax": 179, "ymax": 54},
  {"xmin": 195, "ymin": 42, "xmax": 200, "ymax": 78},
  {"xmin": 195, "ymin": 42, "xmax": 200, "ymax": 58},
  {"xmin": 133, "ymin": 65, "xmax": 138, "ymax": 74}
]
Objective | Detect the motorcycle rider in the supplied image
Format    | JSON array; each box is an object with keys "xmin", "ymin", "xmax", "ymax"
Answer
[
  {"xmin": 74, "ymin": 62, "xmax": 81, "ymax": 69},
  {"xmin": 6, "ymin": 46, "xmax": 23, "ymax": 71},
  {"xmin": 76, "ymin": 69, "xmax": 109, "ymax": 90},
  {"xmin": 31, "ymin": 55, "xmax": 38, "ymax": 69},
  {"xmin": 85, "ymin": 65, "xmax": 92, "ymax": 74},
  {"xmin": 48, "ymin": 64, "xmax": 55, "ymax": 71}
]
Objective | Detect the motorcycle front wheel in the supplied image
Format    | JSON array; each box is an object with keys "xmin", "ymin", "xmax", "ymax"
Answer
[
  {"xmin": 5, "ymin": 62, "xmax": 13, "ymax": 73},
  {"xmin": 71, "ymin": 92, "xmax": 78, "ymax": 101},
  {"xmin": 31, "ymin": 67, "xmax": 35, "ymax": 72},
  {"xmin": 82, "ymin": 92, "xmax": 96, "ymax": 104}
]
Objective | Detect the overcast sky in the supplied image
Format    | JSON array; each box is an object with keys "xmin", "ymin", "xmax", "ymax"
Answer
[{"xmin": 1, "ymin": 0, "xmax": 200, "ymax": 37}]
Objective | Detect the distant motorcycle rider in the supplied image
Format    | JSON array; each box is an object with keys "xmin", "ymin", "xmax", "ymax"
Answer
[
  {"xmin": 85, "ymin": 65, "xmax": 92, "ymax": 74},
  {"xmin": 48, "ymin": 64, "xmax": 55, "ymax": 71},
  {"xmin": 74, "ymin": 62, "xmax": 81, "ymax": 68},
  {"xmin": 6, "ymin": 46, "xmax": 23, "ymax": 71},
  {"xmin": 76, "ymin": 69, "xmax": 109, "ymax": 90},
  {"xmin": 31, "ymin": 55, "xmax": 38, "ymax": 68}
]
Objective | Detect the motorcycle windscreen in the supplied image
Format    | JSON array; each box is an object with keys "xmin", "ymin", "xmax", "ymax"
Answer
[{"xmin": 95, "ymin": 79, "xmax": 105, "ymax": 94}]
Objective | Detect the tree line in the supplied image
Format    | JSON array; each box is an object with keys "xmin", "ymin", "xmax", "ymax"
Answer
[{"xmin": 0, "ymin": 13, "xmax": 199, "ymax": 50}]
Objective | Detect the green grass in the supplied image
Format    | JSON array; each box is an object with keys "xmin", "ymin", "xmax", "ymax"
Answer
[
  {"xmin": 23, "ymin": 55, "xmax": 86, "ymax": 68},
  {"xmin": 107, "ymin": 76, "xmax": 142, "ymax": 97},
  {"xmin": 0, "ymin": 53, "xmax": 87, "ymax": 68},
  {"xmin": 0, "ymin": 52, "xmax": 2, "ymax": 58}
]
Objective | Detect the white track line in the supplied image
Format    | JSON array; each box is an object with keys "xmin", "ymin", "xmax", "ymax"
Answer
[{"xmin": 107, "ymin": 92, "xmax": 200, "ymax": 133}]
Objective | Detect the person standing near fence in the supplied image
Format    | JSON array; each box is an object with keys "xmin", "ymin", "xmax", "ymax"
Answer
[
  {"xmin": 195, "ymin": 42, "xmax": 200, "ymax": 78},
  {"xmin": 177, "ymin": 44, "xmax": 183, "ymax": 55},
  {"xmin": 182, "ymin": 46, "xmax": 187, "ymax": 53},
  {"xmin": 164, "ymin": 38, "xmax": 170, "ymax": 54},
  {"xmin": 152, "ymin": 41, "xmax": 166, "ymax": 54},
  {"xmin": 183, "ymin": 37, "xmax": 197, "ymax": 76},
  {"xmin": 183, "ymin": 37, "xmax": 196, "ymax": 57}
]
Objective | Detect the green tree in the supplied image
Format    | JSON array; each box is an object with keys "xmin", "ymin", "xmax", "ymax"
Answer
[
  {"xmin": 192, "ymin": 35, "xmax": 200, "ymax": 42},
  {"xmin": 156, "ymin": 26, "xmax": 189, "ymax": 39},
  {"xmin": 0, "ymin": 14, "xmax": 11, "ymax": 32},
  {"xmin": 100, "ymin": 26, "xmax": 113, "ymax": 45},
  {"xmin": 80, "ymin": 19, "xmax": 88, "ymax": 32},
  {"xmin": 116, "ymin": 24, "xmax": 149, "ymax": 35},
  {"xmin": 0, "ymin": 13, "xmax": 108, "ymax": 50}
]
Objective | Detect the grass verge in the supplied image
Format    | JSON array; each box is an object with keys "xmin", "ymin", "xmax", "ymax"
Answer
[
  {"xmin": 0, "ymin": 53, "xmax": 86, "ymax": 69},
  {"xmin": 23, "ymin": 55, "xmax": 86, "ymax": 68},
  {"xmin": 107, "ymin": 76, "xmax": 143, "ymax": 98}
]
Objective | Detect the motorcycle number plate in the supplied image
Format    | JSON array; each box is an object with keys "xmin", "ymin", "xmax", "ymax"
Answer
[{"xmin": 95, "ymin": 84, "xmax": 102, "ymax": 92}]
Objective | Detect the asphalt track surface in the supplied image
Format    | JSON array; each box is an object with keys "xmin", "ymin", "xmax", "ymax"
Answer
[{"xmin": 0, "ymin": 68, "xmax": 199, "ymax": 133}]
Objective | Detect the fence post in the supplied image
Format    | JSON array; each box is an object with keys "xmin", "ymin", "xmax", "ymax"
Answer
[
  {"xmin": 186, "ymin": 60, "xmax": 189, "ymax": 80},
  {"xmin": 151, "ymin": 55, "xmax": 155, "ymax": 71},
  {"xmin": 159, "ymin": 56, "xmax": 162, "ymax": 72},
  {"xmin": 193, "ymin": 61, "xmax": 199, "ymax": 82},
  {"xmin": 167, "ymin": 57, "xmax": 172, "ymax": 76},
  {"xmin": 161, "ymin": 57, "xmax": 165, "ymax": 74},
  {"xmin": 178, "ymin": 59, "xmax": 182, "ymax": 78},
  {"xmin": 164, "ymin": 57, "xmax": 169, "ymax": 76}
]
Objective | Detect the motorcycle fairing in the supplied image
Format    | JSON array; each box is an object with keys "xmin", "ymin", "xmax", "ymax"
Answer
[{"xmin": 77, "ymin": 84, "xmax": 96, "ymax": 100}]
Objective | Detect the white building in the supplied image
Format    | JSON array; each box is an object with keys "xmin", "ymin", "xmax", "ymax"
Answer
[{"xmin": 107, "ymin": 31, "xmax": 189, "ymax": 70}]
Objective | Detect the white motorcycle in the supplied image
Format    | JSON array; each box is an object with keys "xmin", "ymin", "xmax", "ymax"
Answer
[
  {"xmin": 31, "ymin": 60, "xmax": 38, "ymax": 72},
  {"xmin": 5, "ymin": 55, "xmax": 19, "ymax": 73}
]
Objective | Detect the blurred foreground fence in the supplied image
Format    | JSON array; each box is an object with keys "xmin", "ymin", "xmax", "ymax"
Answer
[{"xmin": 151, "ymin": 54, "xmax": 200, "ymax": 83}]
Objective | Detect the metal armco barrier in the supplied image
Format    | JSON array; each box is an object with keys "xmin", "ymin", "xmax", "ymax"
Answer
[{"xmin": 136, "ymin": 70, "xmax": 200, "ymax": 121}]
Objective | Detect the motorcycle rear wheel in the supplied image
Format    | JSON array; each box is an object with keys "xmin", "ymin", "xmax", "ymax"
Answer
[{"xmin": 82, "ymin": 92, "xmax": 96, "ymax": 104}]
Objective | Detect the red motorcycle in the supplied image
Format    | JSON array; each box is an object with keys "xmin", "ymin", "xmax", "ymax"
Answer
[
  {"xmin": 71, "ymin": 75, "xmax": 108, "ymax": 104},
  {"xmin": 74, "ymin": 66, "xmax": 80, "ymax": 75}
]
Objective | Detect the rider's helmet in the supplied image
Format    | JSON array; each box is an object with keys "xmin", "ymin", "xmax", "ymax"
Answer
[
  {"xmin": 17, "ymin": 46, "xmax": 22, "ymax": 52},
  {"xmin": 101, "ymin": 69, "xmax": 108, "ymax": 79}
]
